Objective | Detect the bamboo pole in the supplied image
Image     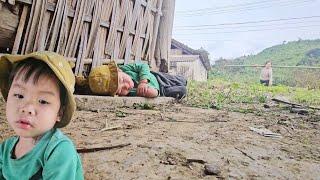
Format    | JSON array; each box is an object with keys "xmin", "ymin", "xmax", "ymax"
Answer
[
  {"xmin": 150, "ymin": 0, "xmax": 163, "ymax": 71},
  {"xmin": 222, "ymin": 65, "xmax": 320, "ymax": 69},
  {"xmin": 12, "ymin": 5, "xmax": 28, "ymax": 54},
  {"xmin": 154, "ymin": 0, "xmax": 175, "ymax": 72}
]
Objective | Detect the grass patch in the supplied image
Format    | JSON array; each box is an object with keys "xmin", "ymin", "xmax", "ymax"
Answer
[{"xmin": 184, "ymin": 78, "xmax": 320, "ymax": 109}]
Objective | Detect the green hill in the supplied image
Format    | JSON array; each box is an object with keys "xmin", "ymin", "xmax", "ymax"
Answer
[
  {"xmin": 235, "ymin": 39, "xmax": 320, "ymax": 66},
  {"xmin": 297, "ymin": 48, "xmax": 320, "ymax": 66},
  {"xmin": 212, "ymin": 39, "xmax": 320, "ymax": 88}
]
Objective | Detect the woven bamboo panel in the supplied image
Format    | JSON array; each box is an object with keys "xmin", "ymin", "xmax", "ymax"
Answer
[{"xmin": 12, "ymin": 0, "xmax": 163, "ymax": 75}]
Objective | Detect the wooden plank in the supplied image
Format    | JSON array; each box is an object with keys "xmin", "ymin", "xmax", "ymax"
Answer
[
  {"xmin": 90, "ymin": 0, "xmax": 104, "ymax": 69},
  {"xmin": 15, "ymin": 0, "xmax": 31, "ymax": 4},
  {"xmin": 75, "ymin": 23, "xmax": 88, "ymax": 76},
  {"xmin": 37, "ymin": 11, "xmax": 50, "ymax": 51},
  {"xmin": 130, "ymin": 0, "xmax": 142, "ymax": 56},
  {"xmin": 144, "ymin": 17, "xmax": 153, "ymax": 61},
  {"xmin": 64, "ymin": 0, "xmax": 86, "ymax": 57},
  {"xmin": 0, "ymin": 53, "xmax": 148, "ymax": 64},
  {"xmin": 0, "ymin": 4, "xmax": 20, "ymax": 50},
  {"xmin": 136, "ymin": 1, "xmax": 153, "ymax": 62},
  {"xmin": 105, "ymin": 0, "xmax": 119, "ymax": 55},
  {"xmin": 24, "ymin": 0, "xmax": 43, "ymax": 53},
  {"xmin": 21, "ymin": 0, "xmax": 36, "ymax": 53},
  {"xmin": 118, "ymin": 0, "xmax": 127, "ymax": 27},
  {"xmin": 112, "ymin": 33, "xmax": 121, "ymax": 60},
  {"xmin": 134, "ymin": 2, "xmax": 148, "ymax": 61},
  {"xmin": 98, "ymin": 0, "xmax": 110, "ymax": 60},
  {"xmin": 44, "ymin": 1, "xmax": 147, "ymax": 38},
  {"xmin": 32, "ymin": 0, "xmax": 47, "ymax": 51},
  {"xmin": 124, "ymin": 35, "xmax": 133, "ymax": 64},
  {"xmin": 46, "ymin": 0, "xmax": 64, "ymax": 51},
  {"xmin": 8, "ymin": 0, "xmax": 163, "ymax": 70},
  {"xmin": 12, "ymin": 5, "xmax": 28, "ymax": 54},
  {"xmin": 70, "ymin": 0, "xmax": 89, "ymax": 57},
  {"xmin": 75, "ymin": 0, "xmax": 95, "ymax": 73},
  {"xmin": 119, "ymin": 0, "xmax": 131, "ymax": 59},
  {"xmin": 92, "ymin": 29, "xmax": 101, "ymax": 68},
  {"xmin": 16, "ymin": 0, "xmax": 159, "ymax": 12},
  {"xmin": 58, "ymin": 5, "xmax": 71, "ymax": 54},
  {"xmin": 150, "ymin": 0, "xmax": 163, "ymax": 68},
  {"xmin": 56, "ymin": 0, "xmax": 68, "ymax": 53},
  {"xmin": 85, "ymin": 0, "xmax": 102, "ymax": 58},
  {"xmin": 272, "ymin": 98, "xmax": 320, "ymax": 110},
  {"xmin": 141, "ymin": 0, "xmax": 153, "ymax": 60},
  {"xmin": 154, "ymin": 0, "xmax": 174, "ymax": 72},
  {"xmin": 121, "ymin": 1, "xmax": 134, "ymax": 61},
  {"xmin": 15, "ymin": 0, "xmax": 159, "ymax": 17},
  {"xmin": 131, "ymin": 0, "xmax": 143, "ymax": 57}
]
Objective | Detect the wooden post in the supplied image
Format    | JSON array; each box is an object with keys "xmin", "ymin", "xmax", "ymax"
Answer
[
  {"xmin": 12, "ymin": 5, "xmax": 28, "ymax": 54},
  {"xmin": 0, "ymin": 3, "xmax": 20, "ymax": 51},
  {"xmin": 149, "ymin": 0, "xmax": 163, "ymax": 71},
  {"xmin": 154, "ymin": 0, "xmax": 175, "ymax": 72}
]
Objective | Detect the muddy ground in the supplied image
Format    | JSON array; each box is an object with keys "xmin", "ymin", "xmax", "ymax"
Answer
[{"xmin": 0, "ymin": 97, "xmax": 319, "ymax": 179}]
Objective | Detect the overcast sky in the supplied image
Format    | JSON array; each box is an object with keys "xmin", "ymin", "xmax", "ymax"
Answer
[{"xmin": 172, "ymin": 0, "xmax": 320, "ymax": 61}]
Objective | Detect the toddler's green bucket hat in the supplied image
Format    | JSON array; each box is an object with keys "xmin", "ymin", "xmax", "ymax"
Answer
[{"xmin": 0, "ymin": 51, "xmax": 76, "ymax": 128}]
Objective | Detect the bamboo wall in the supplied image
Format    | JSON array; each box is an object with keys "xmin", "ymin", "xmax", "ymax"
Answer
[{"xmin": 0, "ymin": 0, "xmax": 174, "ymax": 75}]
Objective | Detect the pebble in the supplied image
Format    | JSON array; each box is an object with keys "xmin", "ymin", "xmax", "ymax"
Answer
[{"xmin": 204, "ymin": 164, "xmax": 221, "ymax": 176}]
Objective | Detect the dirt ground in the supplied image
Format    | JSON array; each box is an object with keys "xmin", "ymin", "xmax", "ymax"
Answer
[{"xmin": 0, "ymin": 97, "xmax": 320, "ymax": 180}]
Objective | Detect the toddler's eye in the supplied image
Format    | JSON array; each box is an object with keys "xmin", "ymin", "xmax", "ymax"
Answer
[
  {"xmin": 13, "ymin": 94, "xmax": 24, "ymax": 99},
  {"xmin": 39, "ymin": 99, "xmax": 50, "ymax": 105}
]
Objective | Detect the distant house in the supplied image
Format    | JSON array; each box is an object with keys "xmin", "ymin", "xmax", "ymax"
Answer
[{"xmin": 169, "ymin": 39, "xmax": 211, "ymax": 81}]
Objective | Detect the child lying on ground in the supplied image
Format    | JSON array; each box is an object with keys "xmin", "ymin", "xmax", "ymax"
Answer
[
  {"xmin": 0, "ymin": 51, "xmax": 84, "ymax": 179},
  {"xmin": 84, "ymin": 62, "xmax": 187, "ymax": 99},
  {"xmin": 89, "ymin": 62, "xmax": 159, "ymax": 98}
]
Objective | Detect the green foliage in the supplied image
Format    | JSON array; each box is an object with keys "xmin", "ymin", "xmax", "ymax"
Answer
[
  {"xmin": 133, "ymin": 103, "xmax": 155, "ymax": 110},
  {"xmin": 115, "ymin": 110, "xmax": 127, "ymax": 117},
  {"xmin": 185, "ymin": 78, "xmax": 320, "ymax": 110},
  {"xmin": 241, "ymin": 39, "xmax": 320, "ymax": 66},
  {"xmin": 212, "ymin": 39, "xmax": 320, "ymax": 88},
  {"xmin": 293, "ymin": 89, "xmax": 320, "ymax": 105},
  {"xmin": 297, "ymin": 48, "xmax": 320, "ymax": 66}
]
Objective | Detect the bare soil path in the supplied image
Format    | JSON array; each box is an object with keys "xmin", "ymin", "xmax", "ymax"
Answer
[{"xmin": 1, "ymin": 98, "xmax": 319, "ymax": 179}]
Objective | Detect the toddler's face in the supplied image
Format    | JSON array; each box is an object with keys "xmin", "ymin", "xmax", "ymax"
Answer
[
  {"xmin": 6, "ymin": 71, "xmax": 61, "ymax": 139},
  {"xmin": 116, "ymin": 72, "xmax": 134, "ymax": 96}
]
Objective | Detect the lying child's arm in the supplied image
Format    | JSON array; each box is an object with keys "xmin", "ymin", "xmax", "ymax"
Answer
[
  {"xmin": 121, "ymin": 63, "xmax": 159, "ymax": 98},
  {"xmin": 137, "ymin": 80, "xmax": 158, "ymax": 98}
]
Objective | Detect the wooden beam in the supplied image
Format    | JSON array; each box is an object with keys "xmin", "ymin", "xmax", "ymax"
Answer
[
  {"xmin": 12, "ymin": 5, "xmax": 28, "ymax": 54},
  {"xmin": 15, "ymin": 0, "xmax": 31, "ymax": 4},
  {"xmin": 14, "ymin": 0, "xmax": 147, "ymax": 39},
  {"xmin": 272, "ymin": 98, "xmax": 320, "ymax": 110},
  {"xmin": 150, "ymin": 0, "xmax": 163, "ymax": 71},
  {"xmin": 154, "ymin": 0, "xmax": 175, "ymax": 72},
  {"xmin": 0, "ymin": 53, "xmax": 148, "ymax": 65}
]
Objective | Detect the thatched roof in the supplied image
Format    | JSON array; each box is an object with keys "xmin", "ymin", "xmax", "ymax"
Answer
[{"xmin": 171, "ymin": 39, "xmax": 211, "ymax": 70}]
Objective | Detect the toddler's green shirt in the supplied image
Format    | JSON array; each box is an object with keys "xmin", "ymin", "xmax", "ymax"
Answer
[{"xmin": 0, "ymin": 129, "xmax": 84, "ymax": 180}]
